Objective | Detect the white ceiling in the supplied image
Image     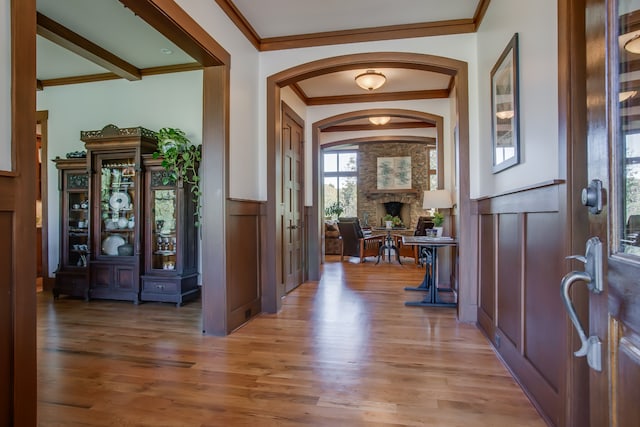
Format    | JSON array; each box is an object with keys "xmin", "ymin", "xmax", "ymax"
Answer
[{"xmin": 230, "ymin": 0, "xmax": 480, "ymax": 39}]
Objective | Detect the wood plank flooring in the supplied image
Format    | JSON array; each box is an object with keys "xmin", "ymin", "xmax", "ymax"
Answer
[{"xmin": 37, "ymin": 259, "xmax": 546, "ymax": 426}]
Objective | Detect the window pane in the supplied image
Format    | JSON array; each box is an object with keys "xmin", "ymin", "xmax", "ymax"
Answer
[
  {"xmin": 338, "ymin": 152, "xmax": 357, "ymax": 172},
  {"xmin": 324, "ymin": 176, "xmax": 338, "ymax": 211},
  {"xmin": 623, "ymin": 134, "xmax": 640, "ymax": 255},
  {"xmin": 429, "ymin": 148, "xmax": 437, "ymax": 170},
  {"xmin": 429, "ymin": 174, "xmax": 438, "ymax": 191},
  {"xmin": 0, "ymin": 0, "xmax": 10, "ymax": 171},
  {"xmin": 339, "ymin": 176, "xmax": 357, "ymax": 217},
  {"xmin": 324, "ymin": 153, "xmax": 337, "ymax": 172}
]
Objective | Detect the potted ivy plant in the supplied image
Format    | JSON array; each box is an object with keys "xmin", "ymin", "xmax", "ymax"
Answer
[{"xmin": 153, "ymin": 127, "xmax": 202, "ymax": 226}]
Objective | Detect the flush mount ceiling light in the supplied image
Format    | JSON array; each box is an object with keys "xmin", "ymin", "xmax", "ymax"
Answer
[
  {"xmin": 355, "ymin": 70, "xmax": 386, "ymax": 91},
  {"xmin": 496, "ymin": 110, "xmax": 514, "ymax": 120},
  {"xmin": 625, "ymin": 35, "xmax": 640, "ymax": 54},
  {"xmin": 619, "ymin": 90, "xmax": 638, "ymax": 102},
  {"xmin": 368, "ymin": 116, "xmax": 391, "ymax": 125}
]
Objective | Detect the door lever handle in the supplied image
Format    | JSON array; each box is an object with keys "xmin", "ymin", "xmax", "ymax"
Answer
[{"xmin": 560, "ymin": 236, "xmax": 604, "ymax": 372}]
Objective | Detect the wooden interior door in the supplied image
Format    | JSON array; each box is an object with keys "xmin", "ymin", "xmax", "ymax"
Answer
[
  {"xmin": 581, "ymin": 0, "xmax": 640, "ymax": 425},
  {"xmin": 282, "ymin": 104, "xmax": 304, "ymax": 293}
]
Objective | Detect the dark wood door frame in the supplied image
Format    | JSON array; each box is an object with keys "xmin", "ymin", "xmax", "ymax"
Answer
[
  {"xmin": 115, "ymin": 1, "xmax": 232, "ymax": 335},
  {"xmin": 266, "ymin": 53, "xmax": 474, "ymax": 321},
  {"xmin": 5, "ymin": 0, "xmax": 37, "ymax": 424},
  {"xmin": 558, "ymin": 0, "xmax": 590, "ymax": 425},
  {"xmin": 36, "ymin": 110, "xmax": 52, "ymax": 291}
]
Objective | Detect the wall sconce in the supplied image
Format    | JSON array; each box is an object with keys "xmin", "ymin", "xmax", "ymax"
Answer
[
  {"xmin": 369, "ymin": 116, "xmax": 391, "ymax": 125},
  {"xmin": 355, "ymin": 70, "xmax": 386, "ymax": 91}
]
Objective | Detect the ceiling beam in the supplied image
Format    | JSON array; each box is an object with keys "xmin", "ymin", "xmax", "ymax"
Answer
[{"xmin": 36, "ymin": 12, "xmax": 141, "ymax": 81}]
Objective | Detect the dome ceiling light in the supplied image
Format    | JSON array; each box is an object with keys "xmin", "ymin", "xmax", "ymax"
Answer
[
  {"xmin": 368, "ymin": 116, "xmax": 391, "ymax": 125},
  {"xmin": 495, "ymin": 110, "xmax": 514, "ymax": 120},
  {"xmin": 355, "ymin": 70, "xmax": 386, "ymax": 91}
]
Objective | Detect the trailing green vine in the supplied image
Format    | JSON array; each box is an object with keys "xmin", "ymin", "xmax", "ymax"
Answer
[{"xmin": 153, "ymin": 127, "xmax": 202, "ymax": 227}]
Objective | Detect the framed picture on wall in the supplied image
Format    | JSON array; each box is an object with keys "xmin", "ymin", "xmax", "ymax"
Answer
[
  {"xmin": 491, "ymin": 33, "xmax": 520, "ymax": 173},
  {"xmin": 377, "ymin": 156, "xmax": 412, "ymax": 190}
]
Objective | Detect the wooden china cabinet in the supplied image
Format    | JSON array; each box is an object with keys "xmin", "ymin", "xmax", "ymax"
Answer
[
  {"xmin": 140, "ymin": 155, "xmax": 200, "ymax": 306},
  {"xmin": 82, "ymin": 124, "xmax": 157, "ymax": 303},
  {"xmin": 53, "ymin": 158, "xmax": 90, "ymax": 299}
]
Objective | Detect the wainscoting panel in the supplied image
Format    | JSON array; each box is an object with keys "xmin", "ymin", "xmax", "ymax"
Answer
[
  {"xmin": 496, "ymin": 213, "xmax": 522, "ymax": 350},
  {"xmin": 227, "ymin": 199, "xmax": 263, "ymax": 332},
  {"xmin": 525, "ymin": 212, "xmax": 564, "ymax": 393},
  {"xmin": 477, "ymin": 214, "xmax": 495, "ymax": 337},
  {"xmin": 475, "ymin": 181, "xmax": 565, "ymax": 426},
  {"xmin": 0, "ymin": 212, "xmax": 12, "ymax": 425}
]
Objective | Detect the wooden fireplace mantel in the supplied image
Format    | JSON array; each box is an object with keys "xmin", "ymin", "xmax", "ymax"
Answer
[{"xmin": 365, "ymin": 189, "xmax": 420, "ymax": 199}]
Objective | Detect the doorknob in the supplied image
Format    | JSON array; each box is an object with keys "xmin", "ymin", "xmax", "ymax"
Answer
[
  {"xmin": 581, "ymin": 179, "xmax": 603, "ymax": 214},
  {"xmin": 560, "ymin": 237, "xmax": 603, "ymax": 372}
]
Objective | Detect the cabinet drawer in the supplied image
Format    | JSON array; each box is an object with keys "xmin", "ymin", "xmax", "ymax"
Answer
[{"xmin": 142, "ymin": 280, "xmax": 178, "ymax": 294}]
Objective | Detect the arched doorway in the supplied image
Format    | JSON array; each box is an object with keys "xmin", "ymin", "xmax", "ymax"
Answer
[{"xmin": 265, "ymin": 52, "xmax": 476, "ymax": 322}]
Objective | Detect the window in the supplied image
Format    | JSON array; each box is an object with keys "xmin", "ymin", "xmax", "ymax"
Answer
[
  {"xmin": 428, "ymin": 147, "xmax": 437, "ymax": 190},
  {"xmin": 323, "ymin": 151, "xmax": 357, "ymax": 218}
]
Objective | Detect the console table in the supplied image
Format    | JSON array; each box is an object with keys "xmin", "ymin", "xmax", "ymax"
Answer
[{"xmin": 401, "ymin": 236, "xmax": 457, "ymax": 308}]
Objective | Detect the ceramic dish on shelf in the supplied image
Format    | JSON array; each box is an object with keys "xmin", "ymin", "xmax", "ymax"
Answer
[
  {"xmin": 101, "ymin": 235, "xmax": 126, "ymax": 256},
  {"xmin": 109, "ymin": 191, "xmax": 130, "ymax": 210}
]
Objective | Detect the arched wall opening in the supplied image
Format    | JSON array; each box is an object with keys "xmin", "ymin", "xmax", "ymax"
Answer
[{"xmin": 266, "ymin": 52, "xmax": 476, "ymax": 322}]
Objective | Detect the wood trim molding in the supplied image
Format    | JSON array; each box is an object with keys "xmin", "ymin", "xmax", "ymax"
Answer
[
  {"xmin": 320, "ymin": 135, "xmax": 436, "ymax": 149},
  {"xmin": 119, "ymin": 0, "xmax": 230, "ymax": 66},
  {"xmin": 305, "ymin": 89, "xmax": 450, "ymax": 106},
  {"xmin": 323, "ymin": 121, "xmax": 435, "ymax": 133},
  {"xmin": 37, "ymin": 12, "xmax": 141, "ymax": 81},
  {"xmin": 10, "ymin": 0, "xmax": 38, "ymax": 424},
  {"xmin": 39, "ymin": 62, "xmax": 203, "ymax": 89},
  {"xmin": 261, "ymin": 19, "xmax": 476, "ymax": 51},
  {"xmin": 213, "ymin": 0, "xmax": 260, "ymax": 50},
  {"xmin": 286, "ymin": 53, "xmax": 469, "ymax": 317},
  {"xmin": 215, "ymin": 0, "xmax": 491, "ymax": 52}
]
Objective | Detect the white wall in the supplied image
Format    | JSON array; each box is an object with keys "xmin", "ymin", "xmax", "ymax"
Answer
[
  {"xmin": 37, "ymin": 70, "xmax": 203, "ymax": 275},
  {"xmin": 175, "ymin": 0, "xmax": 261, "ymax": 201},
  {"xmin": 0, "ymin": 0, "xmax": 10, "ymax": 171},
  {"xmin": 476, "ymin": 0, "xmax": 559, "ymax": 196}
]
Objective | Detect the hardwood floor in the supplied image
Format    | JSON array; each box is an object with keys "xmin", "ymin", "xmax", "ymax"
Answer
[{"xmin": 38, "ymin": 259, "xmax": 546, "ymax": 426}]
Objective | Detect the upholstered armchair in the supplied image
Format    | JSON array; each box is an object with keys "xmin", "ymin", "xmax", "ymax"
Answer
[
  {"xmin": 324, "ymin": 220, "xmax": 343, "ymax": 255},
  {"xmin": 337, "ymin": 220, "xmax": 384, "ymax": 262}
]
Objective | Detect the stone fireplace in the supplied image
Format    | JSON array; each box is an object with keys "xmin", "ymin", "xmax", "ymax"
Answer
[
  {"xmin": 357, "ymin": 142, "xmax": 430, "ymax": 229},
  {"xmin": 377, "ymin": 201, "xmax": 411, "ymax": 226}
]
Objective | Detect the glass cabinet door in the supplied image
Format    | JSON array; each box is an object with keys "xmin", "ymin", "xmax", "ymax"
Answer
[
  {"xmin": 66, "ymin": 174, "xmax": 89, "ymax": 268},
  {"xmin": 151, "ymin": 189, "xmax": 177, "ymax": 270},
  {"xmin": 99, "ymin": 158, "xmax": 136, "ymax": 256}
]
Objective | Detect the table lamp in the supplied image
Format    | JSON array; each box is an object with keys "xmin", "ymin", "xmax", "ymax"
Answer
[{"xmin": 422, "ymin": 190, "xmax": 453, "ymax": 236}]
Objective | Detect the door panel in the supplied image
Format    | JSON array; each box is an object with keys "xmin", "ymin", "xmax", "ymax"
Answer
[
  {"xmin": 584, "ymin": 0, "xmax": 640, "ymax": 425},
  {"xmin": 282, "ymin": 104, "xmax": 304, "ymax": 293}
]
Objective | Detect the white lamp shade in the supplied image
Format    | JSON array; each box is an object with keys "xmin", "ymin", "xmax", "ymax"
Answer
[{"xmin": 422, "ymin": 190, "xmax": 453, "ymax": 209}]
